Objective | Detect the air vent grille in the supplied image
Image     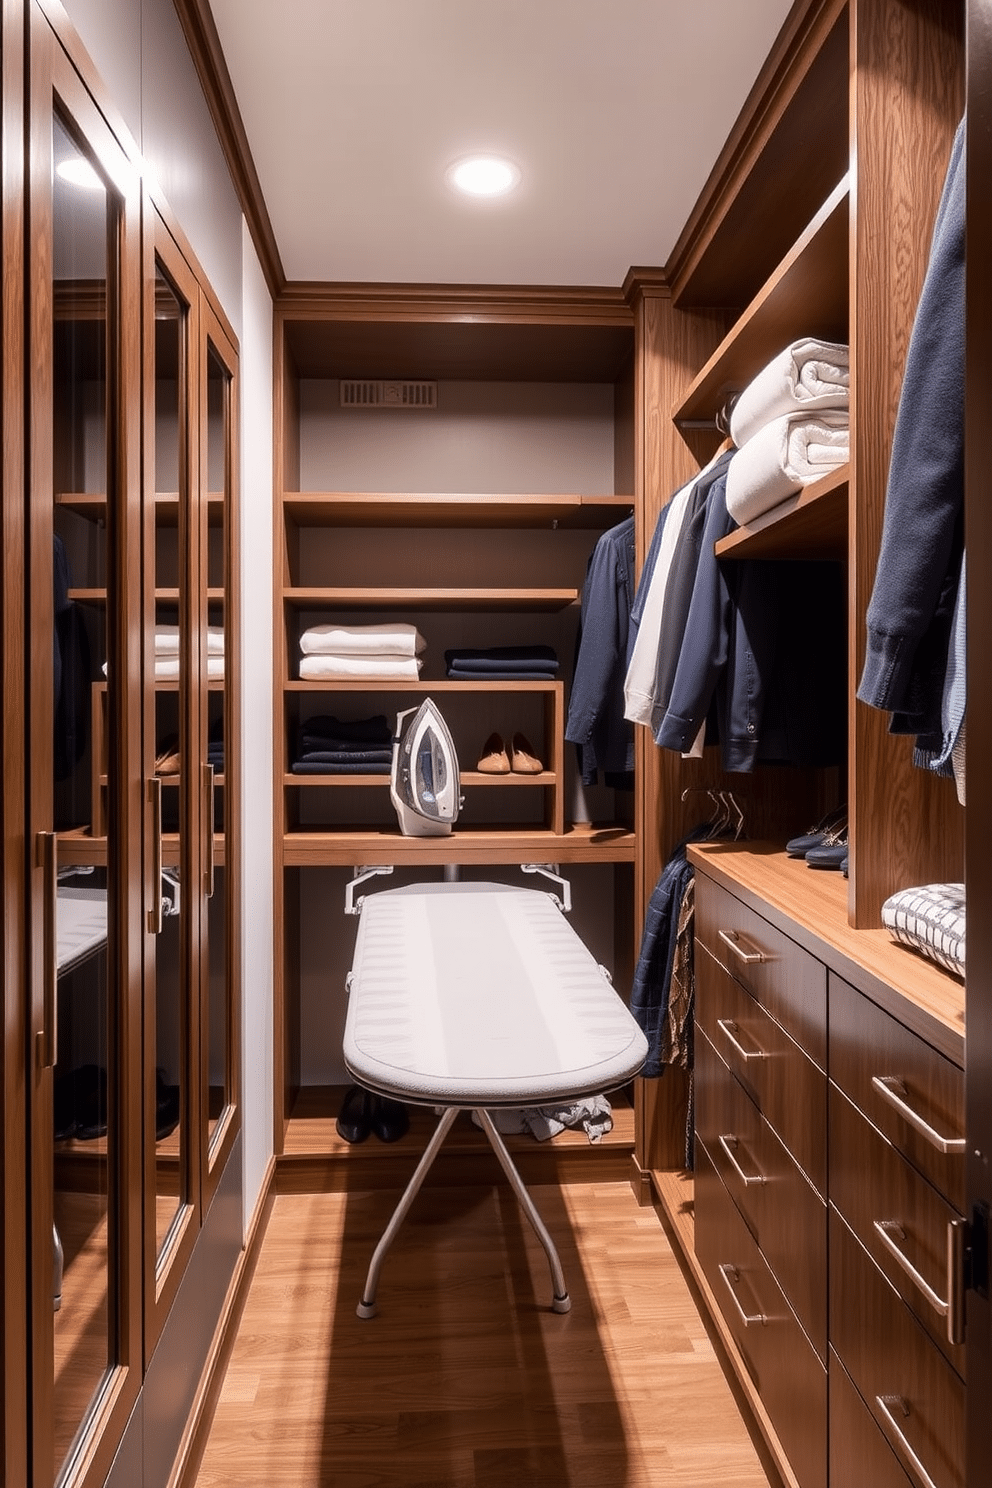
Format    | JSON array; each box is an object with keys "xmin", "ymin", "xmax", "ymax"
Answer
[{"xmin": 340, "ymin": 379, "xmax": 438, "ymax": 409}]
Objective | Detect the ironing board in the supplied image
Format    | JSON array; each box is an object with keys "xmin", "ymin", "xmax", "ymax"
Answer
[{"xmin": 343, "ymin": 880, "xmax": 648, "ymax": 1317}]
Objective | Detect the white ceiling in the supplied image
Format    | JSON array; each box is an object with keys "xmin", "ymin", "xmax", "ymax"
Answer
[{"xmin": 209, "ymin": 0, "xmax": 796, "ymax": 288}]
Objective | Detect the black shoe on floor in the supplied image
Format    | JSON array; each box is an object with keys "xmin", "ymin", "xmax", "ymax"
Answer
[
  {"xmin": 336, "ymin": 1085, "xmax": 374, "ymax": 1144},
  {"xmin": 371, "ymin": 1095, "xmax": 409, "ymax": 1143}
]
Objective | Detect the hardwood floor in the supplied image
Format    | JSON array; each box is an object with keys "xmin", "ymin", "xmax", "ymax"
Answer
[{"xmin": 194, "ymin": 1178, "xmax": 776, "ymax": 1487}]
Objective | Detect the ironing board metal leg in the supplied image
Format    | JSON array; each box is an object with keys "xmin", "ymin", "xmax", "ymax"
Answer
[
  {"xmin": 475, "ymin": 1109, "xmax": 571, "ymax": 1314},
  {"xmin": 356, "ymin": 1105, "xmax": 459, "ymax": 1318}
]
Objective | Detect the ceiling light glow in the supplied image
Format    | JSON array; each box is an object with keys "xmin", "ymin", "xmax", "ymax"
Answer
[{"xmin": 448, "ymin": 155, "xmax": 520, "ymax": 197}]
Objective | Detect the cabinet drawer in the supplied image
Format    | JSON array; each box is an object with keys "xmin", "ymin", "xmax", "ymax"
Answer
[
  {"xmin": 829, "ymin": 1208, "xmax": 964, "ymax": 1488},
  {"xmin": 829, "ymin": 1082, "xmax": 965, "ymax": 1378},
  {"xmin": 697, "ymin": 1026, "xmax": 826, "ymax": 1359},
  {"xmin": 695, "ymin": 1141, "xmax": 827, "ymax": 1488},
  {"xmin": 829, "ymin": 1349, "xmax": 915, "ymax": 1488},
  {"xmin": 697, "ymin": 942, "xmax": 826, "ymax": 1192},
  {"xmin": 829, "ymin": 973, "xmax": 964, "ymax": 1211},
  {"xmin": 695, "ymin": 872, "xmax": 826, "ymax": 1066}
]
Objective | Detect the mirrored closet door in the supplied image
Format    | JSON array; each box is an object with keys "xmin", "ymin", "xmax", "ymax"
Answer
[{"xmin": 27, "ymin": 11, "xmax": 143, "ymax": 1486}]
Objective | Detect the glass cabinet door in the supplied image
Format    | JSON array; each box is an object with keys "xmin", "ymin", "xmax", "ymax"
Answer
[
  {"xmin": 200, "ymin": 312, "xmax": 240, "ymax": 1205},
  {"xmin": 27, "ymin": 19, "xmax": 142, "ymax": 1488},
  {"xmin": 141, "ymin": 219, "xmax": 201, "ymax": 1354}
]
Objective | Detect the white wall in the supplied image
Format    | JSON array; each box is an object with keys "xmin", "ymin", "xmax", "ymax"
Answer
[{"xmin": 239, "ymin": 219, "xmax": 274, "ymax": 1225}]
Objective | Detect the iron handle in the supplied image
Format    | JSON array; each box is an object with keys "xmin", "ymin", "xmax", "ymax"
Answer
[
  {"xmin": 875, "ymin": 1396, "xmax": 939, "ymax": 1488},
  {"xmin": 871, "ymin": 1075, "xmax": 965, "ymax": 1155},
  {"xmin": 204, "ymin": 762, "xmax": 215, "ymax": 898},
  {"xmin": 718, "ymin": 1133, "xmax": 766, "ymax": 1186},
  {"xmin": 717, "ymin": 1263, "xmax": 766, "ymax": 1326},
  {"xmin": 873, "ymin": 1220, "xmax": 949, "ymax": 1320},
  {"xmin": 148, "ymin": 776, "xmax": 163, "ymax": 933},
  {"xmin": 37, "ymin": 831, "xmax": 58, "ymax": 1069},
  {"xmin": 718, "ymin": 928, "xmax": 766, "ymax": 965},
  {"xmin": 717, "ymin": 1018, "xmax": 768, "ymax": 1062}
]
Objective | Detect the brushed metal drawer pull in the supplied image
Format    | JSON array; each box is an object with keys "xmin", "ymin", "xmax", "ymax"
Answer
[
  {"xmin": 717, "ymin": 1018, "xmax": 768, "ymax": 1062},
  {"xmin": 718, "ymin": 1263, "xmax": 767, "ymax": 1326},
  {"xmin": 948, "ymin": 1216, "xmax": 967, "ymax": 1346},
  {"xmin": 871, "ymin": 1075, "xmax": 965, "ymax": 1155},
  {"xmin": 875, "ymin": 1395, "xmax": 939, "ymax": 1488},
  {"xmin": 873, "ymin": 1220, "xmax": 949, "ymax": 1318},
  {"xmin": 718, "ymin": 1133, "xmax": 767, "ymax": 1186},
  {"xmin": 718, "ymin": 928, "xmax": 766, "ymax": 964}
]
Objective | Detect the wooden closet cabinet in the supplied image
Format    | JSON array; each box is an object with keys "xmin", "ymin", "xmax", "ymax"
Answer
[
  {"xmin": 634, "ymin": 2, "xmax": 971, "ymax": 1486},
  {"xmin": 272, "ymin": 290, "xmax": 641, "ymax": 1176}
]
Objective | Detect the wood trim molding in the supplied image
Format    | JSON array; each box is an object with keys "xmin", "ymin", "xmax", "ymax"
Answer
[
  {"xmin": 171, "ymin": 0, "xmax": 285, "ymax": 298},
  {"xmin": 277, "ymin": 280, "xmax": 634, "ymax": 326}
]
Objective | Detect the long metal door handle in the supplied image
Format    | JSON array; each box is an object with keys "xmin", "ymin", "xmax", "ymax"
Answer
[
  {"xmin": 37, "ymin": 831, "xmax": 58, "ymax": 1069},
  {"xmin": 718, "ymin": 1133, "xmax": 766, "ymax": 1186},
  {"xmin": 947, "ymin": 1216, "xmax": 967, "ymax": 1346},
  {"xmin": 717, "ymin": 1018, "xmax": 768, "ymax": 1062},
  {"xmin": 717, "ymin": 1262, "xmax": 766, "ymax": 1326},
  {"xmin": 873, "ymin": 1220, "xmax": 949, "ymax": 1318},
  {"xmin": 148, "ymin": 776, "xmax": 164, "ymax": 933},
  {"xmin": 871, "ymin": 1075, "xmax": 965, "ymax": 1155},
  {"xmin": 875, "ymin": 1395, "xmax": 939, "ymax": 1488},
  {"xmin": 204, "ymin": 762, "xmax": 215, "ymax": 898},
  {"xmin": 717, "ymin": 928, "xmax": 766, "ymax": 964}
]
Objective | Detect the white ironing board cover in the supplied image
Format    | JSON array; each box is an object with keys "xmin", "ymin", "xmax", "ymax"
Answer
[{"xmin": 343, "ymin": 883, "xmax": 648, "ymax": 1105}]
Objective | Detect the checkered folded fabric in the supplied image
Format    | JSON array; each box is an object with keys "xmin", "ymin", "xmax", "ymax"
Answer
[{"xmin": 881, "ymin": 882, "xmax": 965, "ymax": 976}]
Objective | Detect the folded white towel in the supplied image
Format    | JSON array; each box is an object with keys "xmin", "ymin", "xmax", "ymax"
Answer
[
  {"xmin": 155, "ymin": 655, "xmax": 225, "ymax": 679},
  {"xmin": 299, "ymin": 653, "xmax": 423, "ymax": 680},
  {"xmin": 299, "ymin": 622, "xmax": 426, "ymax": 657},
  {"xmin": 725, "ymin": 410, "xmax": 849, "ymax": 526},
  {"xmin": 155, "ymin": 624, "xmax": 224, "ymax": 655},
  {"xmin": 730, "ymin": 338, "xmax": 849, "ymax": 448}
]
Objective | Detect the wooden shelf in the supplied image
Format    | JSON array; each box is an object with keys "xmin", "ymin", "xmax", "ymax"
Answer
[
  {"xmin": 71, "ymin": 587, "xmax": 226, "ymax": 604},
  {"xmin": 714, "ymin": 464, "xmax": 848, "ymax": 561},
  {"xmin": 284, "ymin": 770, "xmax": 555, "ymax": 787},
  {"xmin": 674, "ymin": 179, "xmax": 849, "ymax": 429},
  {"xmin": 58, "ymin": 491, "xmax": 224, "ymax": 524},
  {"xmin": 283, "ymin": 586, "xmax": 579, "ymax": 612},
  {"xmin": 686, "ymin": 841, "xmax": 965, "ymax": 1062},
  {"xmin": 283, "ymin": 491, "xmax": 634, "ymax": 528},
  {"xmin": 282, "ymin": 821, "xmax": 635, "ymax": 867}
]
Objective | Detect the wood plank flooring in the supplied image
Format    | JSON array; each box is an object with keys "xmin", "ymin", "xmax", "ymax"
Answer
[{"xmin": 194, "ymin": 1179, "xmax": 776, "ymax": 1487}]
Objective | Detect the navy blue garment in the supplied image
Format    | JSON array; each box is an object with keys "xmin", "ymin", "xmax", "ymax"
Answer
[
  {"xmin": 446, "ymin": 669, "xmax": 557, "ymax": 681},
  {"xmin": 444, "ymin": 645, "xmax": 558, "ymax": 673},
  {"xmin": 857, "ymin": 119, "xmax": 965, "ymax": 752},
  {"xmin": 565, "ymin": 516, "xmax": 635, "ymax": 787},
  {"xmin": 630, "ymin": 846, "xmax": 694, "ymax": 1079}
]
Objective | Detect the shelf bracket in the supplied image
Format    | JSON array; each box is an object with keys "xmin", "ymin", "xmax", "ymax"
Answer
[
  {"xmin": 521, "ymin": 862, "xmax": 571, "ymax": 913},
  {"xmin": 345, "ymin": 864, "xmax": 394, "ymax": 916}
]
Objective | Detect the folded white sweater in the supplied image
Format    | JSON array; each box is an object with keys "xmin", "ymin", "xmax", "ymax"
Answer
[
  {"xmin": 730, "ymin": 338, "xmax": 849, "ymax": 448},
  {"xmin": 299, "ymin": 653, "xmax": 423, "ymax": 680},
  {"xmin": 155, "ymin": 624, "xmax": 225, "ymax": 655},
  {"xmin": 299, "ymin": 622, "xmax": 425, "ymax": 657},
  {"xmin": 725, "ymin": 410, "xmax": 849, "ymax": 526}
]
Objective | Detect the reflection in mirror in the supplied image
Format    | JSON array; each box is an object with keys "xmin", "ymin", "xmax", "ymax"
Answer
[
  {"xmin": 205, "ymin": 343, "xmax": 230, "ymax": 1153},
  {"xmin": 51, "ymin": 111, "xmax": 114, "ymax": 1482},
  {"xmin": 152, "ymin": 268, "xmax": 186, "ymax": 1261}
]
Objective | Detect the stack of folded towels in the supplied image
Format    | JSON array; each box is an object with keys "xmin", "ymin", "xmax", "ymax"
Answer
[
  {"xmin": 725, "ymin": 337, "xmax": 850, "ymax": 526},
  {"xmin": 292, "ymin": 713, "xmax": 393, "ymax": 774},
  {"xmin": 153, "ymin": 623, "xmax": 225, "ymax": 679},
  {"xmin": 298, "ymin": 622, "xmax": 425, "ymax": 680},
  {"xmin": 443, "ymin": 644, "xmax": 558, "ymax": 681}
]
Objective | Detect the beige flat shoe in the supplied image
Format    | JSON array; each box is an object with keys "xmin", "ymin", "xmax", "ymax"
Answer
[
  {"xmin": 477, "ymin": 731, "xmax": 510, "ymax": 774},
  {"xmin": 511, "ymin": 732, "xmax": 543, "ymax": 774}
]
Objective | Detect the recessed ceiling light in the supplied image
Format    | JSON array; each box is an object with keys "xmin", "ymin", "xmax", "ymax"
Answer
[
  {"xmin": 56, "ymin": 157, "xmax": 104, "ymax": 191},
  {"xmin": 447, "ymin": 155, "xmax": 520, "ymax": 197}
]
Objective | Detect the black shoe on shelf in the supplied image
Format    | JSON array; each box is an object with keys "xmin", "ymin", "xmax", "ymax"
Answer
[
  {"xmin": 786, "ymin": 805, "xmax": 847, "ymax": 858},
  {"xmin": 371, "ymin": 1095, "xmax": 409, "ymax": 1144},
  {"xmin": 335, "ymin": 1085, "xmax": 374, "ymax": 1144}
]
